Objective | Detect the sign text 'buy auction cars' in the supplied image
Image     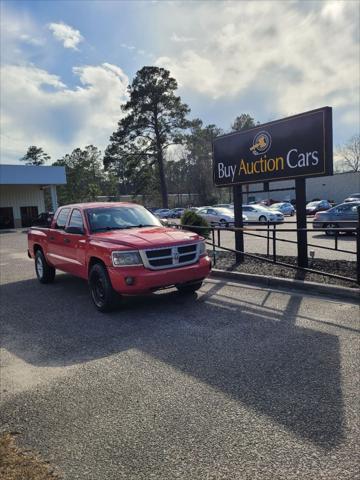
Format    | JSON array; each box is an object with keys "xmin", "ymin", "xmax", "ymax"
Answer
[{"xmin": 213, "ymin": 107, "xmax": 333, "ymax": 187}]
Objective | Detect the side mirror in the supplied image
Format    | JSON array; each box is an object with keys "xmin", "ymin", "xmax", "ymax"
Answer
[{"xmin": 65, "ymin": 226, "xmax": 84, "ymax": 235}]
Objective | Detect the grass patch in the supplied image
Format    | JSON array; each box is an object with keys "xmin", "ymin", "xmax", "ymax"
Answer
[{"xmin": 0, "ymin": 433, "xmax": 60, "ymax": 480}]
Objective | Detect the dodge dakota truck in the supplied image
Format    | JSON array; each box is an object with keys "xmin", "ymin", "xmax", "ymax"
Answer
[{"xmin": 28, "ymin": 202, "xmax": 211, "ymax": 311}]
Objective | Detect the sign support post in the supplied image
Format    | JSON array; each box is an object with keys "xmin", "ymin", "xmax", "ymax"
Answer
[
  {"xmin": 295, "ymin": 178, "xmax": 308, "ymax": 268},
  {"xmin": 233, "ymin": 185, "xmax": 244, "ymax": 263}
]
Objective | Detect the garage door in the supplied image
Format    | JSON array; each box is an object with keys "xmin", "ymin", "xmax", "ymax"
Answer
[
  {"xmin": 20, "ymin": 206, "xmax": 38, "ymax": 227},
  {"xmin": 0, "ymin": 207, "xmax": 15, "ymax": 229}
]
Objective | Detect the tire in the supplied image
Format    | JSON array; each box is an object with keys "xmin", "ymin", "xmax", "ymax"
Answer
[
  {"xmin": 89, "ymin": 263, "xmax": 118, "ymax": 312},
  {"xmin": 290, "ymin": 211, "xmax": 295, "ymax": 216},
  {"xmin": 219, "ymin": 219, "xmax": 228, "ymax": 228},
  {"xmin": 259, "ymin": 215, "xmax": 267, "ymax": 222},
  {"xmin": 35, "ymin": 249, "xmax": 55, "ymax": 284},
  {"xmin": 176, "ymin": 281, "xmax": 203, "ymax": 294},
  {"xmin": 325, "ymin": 223, "xmax": 338, "ymax": 236}
]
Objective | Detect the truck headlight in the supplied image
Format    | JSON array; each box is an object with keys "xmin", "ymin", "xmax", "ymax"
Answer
[
  {"xmin": 198, "ymin": 241, "xmax": 207, "ymax": 257},
  {"xmin": 111, "ymin": 251, "xmax": 143, "ymax": 267}
]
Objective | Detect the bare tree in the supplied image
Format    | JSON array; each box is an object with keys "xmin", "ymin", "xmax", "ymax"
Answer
[{"xmin": 337, "ymin": 134, "xmax": 360, "ymax": 172}]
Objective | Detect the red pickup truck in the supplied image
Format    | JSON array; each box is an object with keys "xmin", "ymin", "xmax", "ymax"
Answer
[{"xmin": 28, "ymin": 202, "xmax": 211, "ymax": 311}]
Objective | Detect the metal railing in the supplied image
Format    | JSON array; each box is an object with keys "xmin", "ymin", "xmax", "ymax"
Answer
[{"xmin": 170, "ymin": 219, "xmax": 360, "ymax": 285}]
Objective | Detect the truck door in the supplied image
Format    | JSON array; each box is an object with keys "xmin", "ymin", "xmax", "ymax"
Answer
[
  {"xmin": 61, "ymin": 208, "xmax": 87, "ymax": 278},
  {"xmin": 46, "ymin": 207, "xmax": 71, "ymax": 271}
]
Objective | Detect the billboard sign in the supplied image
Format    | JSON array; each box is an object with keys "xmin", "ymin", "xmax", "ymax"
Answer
[{"xmin": 213, "ymin": 107, "xmax": 333, "ymax": 187}]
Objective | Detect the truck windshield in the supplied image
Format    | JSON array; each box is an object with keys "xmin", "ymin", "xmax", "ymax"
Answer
[{"xmin": 86, "ymin": 206, "xmax": 162, "ymax": 233}]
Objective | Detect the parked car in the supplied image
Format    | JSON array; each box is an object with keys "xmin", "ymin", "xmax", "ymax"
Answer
[
  {"xmin": 242, "ymin": 205, "xmax": 284, "ymax": 223},
  {"xmin": 197, "ymin": 207, "xmax": 246, "ymax": 226},
  {"xmin": 268, "ymin": 202, "xmax": 295, "ymax": 216},
  {"xmin": 313, "ymin": 201, "xmax": 360, "ymax": 236},
  {"xmin": 155, "ymin": 208, "xmax": 172, "ymax": 219},
  {"xmin": 344, "ymin": 193, "xmax": 360, "ymax": 203},
  {"xmin": 306, "ymin": 200, "xmax": 331, "ymax": 215},
  {"xmin": 28, "ymin": 202, "xmax": 211, "ymax": 311},
  {"xmin": 31, "ymin": 211, "xmax": 54, "ymax": 227},
  {"xmin": 169, "ymin": 208, "xmax": 185, "ymax": 218}
]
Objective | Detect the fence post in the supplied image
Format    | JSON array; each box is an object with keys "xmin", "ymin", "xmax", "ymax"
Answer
[
  {"xmin": 212, "ymin": 228, "xmax": 216, "ymax": 267},
  {"xmin": 272, "ymin": 224, "xmax": 277, "ymax": 263},
  {"xmin": 267, "ymin": 221, "xmax": 270, "ymax": 257}
]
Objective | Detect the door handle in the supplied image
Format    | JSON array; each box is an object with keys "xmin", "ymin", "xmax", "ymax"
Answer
[{"xmin": 64, "ymin": 238, "xmax": 70, "ymax": 244}]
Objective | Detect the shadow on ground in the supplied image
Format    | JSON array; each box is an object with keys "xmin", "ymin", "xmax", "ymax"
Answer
[{"xmin": 0, "ymin": 274, "xmax": 344, "ymax": 449}]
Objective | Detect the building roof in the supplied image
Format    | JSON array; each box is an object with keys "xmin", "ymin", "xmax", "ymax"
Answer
[{"xmin": 0, "ymin": 164, "xmax": 66, "ymax": 185}]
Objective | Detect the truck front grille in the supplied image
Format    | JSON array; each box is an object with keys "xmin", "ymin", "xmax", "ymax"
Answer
[{"xmin": 141, "ymin": 243, "xmax": 199, "ymax": 270}]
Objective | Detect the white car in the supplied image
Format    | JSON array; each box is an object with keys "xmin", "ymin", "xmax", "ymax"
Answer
[
  {"xmin": 242, "ymin": 205, "xmax": 284, "ymax": 223},
  {"xmin": 197, "ymin": 207, "xmax": 247, "ymax": 226}
]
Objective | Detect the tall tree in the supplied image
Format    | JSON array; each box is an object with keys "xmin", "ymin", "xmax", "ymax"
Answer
[
  {"xmin": 336, "ymin": 134, "xmax": 360, "ymax": 172},
  {"xmin": 20, "ymin": 146, "xmax": 50, "ymax": 166},
  {"xmin": 53, "ymin": 145, "xmax": 117, "ymax": 205},
  {"xmin": 184, "ymin": 119, "xmax": 223, "ymax": 205},
  {"xmin": 231, "ymin": 113, "xmax": 258, "ymax": 132},
  {"xmin": 104, "ymin": 66, "xmax": 191, "ymax": 208}
]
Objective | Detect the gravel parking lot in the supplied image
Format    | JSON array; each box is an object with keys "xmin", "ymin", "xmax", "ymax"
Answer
[{"xmin": 1, "ymin": 232, "xmax": 359, "ymax": 479}]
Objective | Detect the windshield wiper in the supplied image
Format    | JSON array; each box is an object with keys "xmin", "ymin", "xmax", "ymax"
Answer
[
  {"xmin": 121, "ymin": 224, "xmax": 158, "ymax": 229},
  {"xmin": 91, "ymin": 226, "xmax": 129, "ymax": 232}
]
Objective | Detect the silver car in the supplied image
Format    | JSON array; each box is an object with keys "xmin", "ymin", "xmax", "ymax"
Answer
[
  {"xmin": 197, "ymin": 207, "xmax": 247, "ymax": 226},
  {"xmin": 313, "ymin": 201, "xmax": 360, "ymax": 235},
  {"xmin": 268, "ymin": 202, "xmax": 295, "ymax": 216},
  {"xmin": 242, "ymin": 205, "xmax": 284, "ymax": 223}
]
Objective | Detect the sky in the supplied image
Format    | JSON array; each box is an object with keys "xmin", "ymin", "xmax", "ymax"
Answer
[{"xmin": 1, "ymin": 0, "xmax": 359, "ymax": 164}]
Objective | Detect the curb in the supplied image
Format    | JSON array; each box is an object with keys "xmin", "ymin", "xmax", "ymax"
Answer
[{"xmin": 211, "ymin": 269, "xmax": 360, "ymax": 302}]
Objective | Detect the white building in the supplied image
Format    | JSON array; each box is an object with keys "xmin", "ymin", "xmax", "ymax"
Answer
[
  {"xmin": 245, "ymin": 171, "xmax": 360, "ymax": 204},
  {"xmin": 0, "ymin": 165, "xmax": 66, "ymax": 229}
]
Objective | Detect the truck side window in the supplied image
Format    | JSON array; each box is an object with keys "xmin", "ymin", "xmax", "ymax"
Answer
[
  {"xmin": 68, "ymin": 209, "xmax": 84, "ymax": 230},
  {"xmin": 55, "ymin": 208, "xmax": 70, "ymax": 229}
]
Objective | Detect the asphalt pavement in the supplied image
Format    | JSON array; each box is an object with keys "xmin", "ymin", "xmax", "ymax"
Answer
[{"xmin": 0, "ymin": 232, "xmax": 359, "ymax": 479}]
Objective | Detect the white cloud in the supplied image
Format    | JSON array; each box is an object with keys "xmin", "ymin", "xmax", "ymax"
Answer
[
  {"xmin": 155, "ymin": 1, "xmax": 359, "ymax": 124},
  {"xmin": 171, "ymin": 33, "xmax": 195, "ymax": 43},
  {"xmin": 1, "ymin": 63, "xmax": 129, "ymax": 163},
  {"xmin": 48, "ymin": 22, "xmax": 84, "ymax": 50}
]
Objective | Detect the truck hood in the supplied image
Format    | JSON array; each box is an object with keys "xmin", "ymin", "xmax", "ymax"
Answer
[{"xmin": 90, "ymin": 226, "xmax": 202, "ymax": 250}]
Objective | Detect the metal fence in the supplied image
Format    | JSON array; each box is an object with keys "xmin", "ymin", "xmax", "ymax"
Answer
[{"xmin": 171, "ymin": 220, "xmax": 360, "ymax": 285}]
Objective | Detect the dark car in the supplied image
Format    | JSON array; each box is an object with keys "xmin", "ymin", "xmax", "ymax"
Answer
[
  {"xmin": 306, "ymin": 200, "xmax": 331, "ymax": 215},
  {"xmin": 31, "ymin": 211, "xmax": 54, "ymax": 227},
  {"xmin": 313, "ymin": 201, "xmax": 360, "ymax": 236},
  {"xmin": 169, "ymin": 208, "xmax": 186, "ymax": 218}
]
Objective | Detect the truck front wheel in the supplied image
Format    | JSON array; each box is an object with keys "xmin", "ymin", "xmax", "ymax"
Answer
[
  {"xmin": 176, "ymin": 281, "xmax": 203, "ymax": 294},
  {"xmin": 89, "ymin": 263, "xmax": 118, "ymax": 312},
  {"xmin": 35, "ymin": 250, "xmax": 55, "ymax": 284}
]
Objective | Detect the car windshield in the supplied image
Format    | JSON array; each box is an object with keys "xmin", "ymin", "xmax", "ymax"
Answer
[
  {"xmin": 86, "ymin": 206, "xmax": 161, "ymax": 232},
  {"xmin": 269, "ymin": 203, "xmax": 283, "ymax": 209},
  {"xmin": 307, "ymin": 201, "xmax": 321, "ymax": 207}
]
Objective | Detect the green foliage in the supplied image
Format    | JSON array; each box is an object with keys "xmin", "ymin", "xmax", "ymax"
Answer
[
  {"xmin": 20, "ymin": 146, "xmax": 50, "ymax": 166},
  {"xmin": 231, "ymin": 113, "xmax": 258, "ymax": 132},
  {"xmin": 104, "ymin": 66, "xmax": 191, "ymax": 208},
  {"xmin": 181, "ymin": 210, "xmax": 210, "ymax": 238},
  {"xmin": 53, "ymin": 145, "xmax": 118, "ymax": 205}
]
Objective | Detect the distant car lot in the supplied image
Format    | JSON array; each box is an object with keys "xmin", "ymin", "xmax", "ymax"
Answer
[{"xmin": 0, "ymin": 231, "xmax": 359, "ymax": 480}]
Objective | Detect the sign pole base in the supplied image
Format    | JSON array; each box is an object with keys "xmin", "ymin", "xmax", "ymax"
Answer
[
  {"xmin": 233, "ymin": 185, "xmax": 244, "ymax": 263},
  {"xmin": 295, "ymin": 178, "xmax": 308, "ymax": 268}
]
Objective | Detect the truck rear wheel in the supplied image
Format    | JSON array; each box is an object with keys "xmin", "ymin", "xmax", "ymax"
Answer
[
  {"xmin": 35, "ymin": 250, "xmax": 55, "ymax": 284},
  {"xmin": 89, "ymin": 263, "xmax": 118, "ymax": 312},
  {"xmin": 176, "ymin": 281, "xmax": 203, "ymax": 294}
]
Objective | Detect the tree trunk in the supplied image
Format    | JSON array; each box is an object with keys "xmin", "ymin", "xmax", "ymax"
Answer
[
  {"xmin": 154, "ymin": 109, "xmax": 168, "ymax": 208},
  {"xmin": 157, "ymin": 148, "xmax": 168, "ymax": 208}
]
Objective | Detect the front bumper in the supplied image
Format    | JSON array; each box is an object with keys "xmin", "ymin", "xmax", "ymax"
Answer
[{"xmin": 108, "ymin": 256, "xmax": 212, "ymax": 294}]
